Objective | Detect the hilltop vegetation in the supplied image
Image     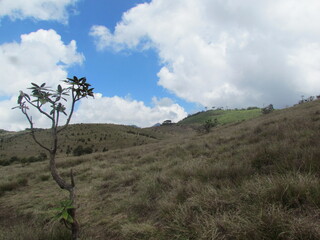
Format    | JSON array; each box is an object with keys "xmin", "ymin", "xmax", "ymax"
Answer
[
  {"xmin": 178, "ymin": 107, "xmax": 262, "ymax": 126},
  {"xmin": 1, "ymin": 100, "xmax": 320, "ymax": 239}
]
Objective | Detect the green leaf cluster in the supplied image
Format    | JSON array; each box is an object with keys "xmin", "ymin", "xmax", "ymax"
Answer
[
  {"xmin": 52, "ymin": 200, "xmax": 75, "ymax": 224},
  {"xmin": 64, "ymin": 76, "xmax": 94, "ymax": 100},
  {"xmin": 13, "ymin": 76, "xmax": 94, "ymax": 129}
]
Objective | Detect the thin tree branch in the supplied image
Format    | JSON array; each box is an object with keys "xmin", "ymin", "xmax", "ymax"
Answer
[
  {"xmin": 70, "ymin": 169, "xmax": 75, "ymax": 187},
  {"xmin": 58, "ymin": 90, "xmax": 76, "ymax": 133},
  {"xmin": 55, "ymin": 110, "xmax": 60, "ymax": 130},
  {"xmin": 62, "ymin": 219, "xmax": 72, "ymax": 230},
  {"xmin": 24, "ymin": 97, "xmax": 54, "ymax": 121},
  {"xmin": 21, "ymin": 107, "xmax": 51, "ymax": 152}
]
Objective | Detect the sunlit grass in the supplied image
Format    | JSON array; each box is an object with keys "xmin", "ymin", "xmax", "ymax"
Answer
[
  {"xmin": 0, "ymin": 100, "xmax": 320, "ymax": 239},
  {"xmin": 179, "ymin": 108, "xmax": 261, "ymax": 125}
]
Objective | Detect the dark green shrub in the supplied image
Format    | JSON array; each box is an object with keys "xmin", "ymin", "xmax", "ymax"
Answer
[
  {"xmin": 262, "ymin": 104, "xmax": 274, "ymax": 114},
  {"xmin": 66, "ymin": 146, "xmax": 72, "ymax": 156},
  {"xmin": 0, "ymin": 178, "xmax": 28, "ymax": 196},
  {"xmin": 39, "ymin": 174, "xmax": 50, "ymax": 181},
  {"xmin": 17, "ymin": 177, "xmax": 28, "ymax": 186},
  {"xmin": 73, "ymin": 145, "xmax": 93, "ymax": 156},
  {"xmin": 102, "ymin": 147, "xmax": 108, "ymax": 152},
  {"xmin": 0, "ymin": 160, "xmax": 10, "ymax": 166},
  {"xmin": 38, "ymin": 152, "xmax": 47, "ymax": 161},
  {"xmin": 199, "ymin": 118, "xmax": 218, "ymax": 133}
]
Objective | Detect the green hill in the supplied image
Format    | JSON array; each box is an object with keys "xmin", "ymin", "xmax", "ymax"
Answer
[
  {"xmin": 178, "ymin": 108, "xmax": 262, "ymax": 126},
  {"xmin": 1, "ymin": 100, "xmax": 320, "ymax": 239},
  {"xmin": 0, "ymin": 108, "xmax": 260, "ymax": 163},
  {"xmin": 0, "ymin": 124, "xmax": 195, "ymax": 165}
]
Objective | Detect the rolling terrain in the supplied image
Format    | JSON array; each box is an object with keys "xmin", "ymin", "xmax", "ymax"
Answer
[
  {"xmin": 0, "ymin": 101, "xmax": 320, "ymax": 239},
  {"xmin": 0, "ymin": 124, "xmax": 193, "ymax": 164},
  {"xmin": 178, "ymin": 107, "xmax": 262, "ymax": 126},
  {"xmin": 0, "ymin": 108, "xmax": 260, "ymax": 163}
]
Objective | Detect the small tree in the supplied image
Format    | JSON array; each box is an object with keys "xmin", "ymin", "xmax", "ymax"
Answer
[
  {"xmin": 261, "ymin": 104, "xmax": 274, "ymax": 114},
  {"xmin": 13, "ymin": 76, "xmax": 94, "ymax": 240},
  {"xmin": 199, "ymin": 118, "xmax": 218, "ymax": 133},
  {"xmin": 162, "ymin": 119, "xmax": 172, "ymax": 126},
  {"xmin": 73, "ymin": 145, "xmax": 93, "ymax": 156}
]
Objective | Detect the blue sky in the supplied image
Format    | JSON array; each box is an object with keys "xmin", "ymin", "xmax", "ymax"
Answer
[
  {"xmin": 1, "ymin": 0, "xmax": 183, "ymax": 104},
  {"xmin": 1, "ymin": 0, "xmax": 320, "ymax": 131}
]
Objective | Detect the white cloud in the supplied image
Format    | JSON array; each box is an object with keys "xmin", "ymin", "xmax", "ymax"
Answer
[
  {"xmin": 2, "ymin": 92, "xmax": 187, "ymax": 131},
  {"xmin": 0, "ymin": 29, "xmax": 84, "ymax": 131},
  {"xmin": 0, "ymin": 96, "xmax": 28, "ymax": 131},
  {"xmin": 0, "ymin": 0, "xmax": 78, "ymax": 23},
  {"xmin": 0, "ymin": 95, "xmax": 57, "ymax": 131},
  {"xmin": 90, "ymin": 26, "xmax": 116, "ymax": 51},
  {"xmin": 0, "ymin": 29, "xmax": 186, "ymax": 131},
  {"xmin": 90, "ymin": 0, "xmax": 320, "ymax": 108},
  {"xmin": 73, "ymin": 93, "xmax": 187, "ymax": 127},
  {"xmin": 0, "ymin": 29, "xmax": 84, "ymax": 96}
]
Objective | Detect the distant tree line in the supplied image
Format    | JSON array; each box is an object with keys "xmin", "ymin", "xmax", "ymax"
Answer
[{"xmin": 298, "ymin": 95, "xmax": 320, "ymax": 104}]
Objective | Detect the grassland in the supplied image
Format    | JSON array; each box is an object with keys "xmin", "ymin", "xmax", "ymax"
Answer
[
  {"xmin": 178, "ymin": 108, "xmax": 262, "ymax": 126},
  {"xmin": 1, "ymin": 101, "xmax": 320, "ymax": 239},
  {"xmin": 0, "ymin": 124, "xmax": 192, "ymax": 163}
]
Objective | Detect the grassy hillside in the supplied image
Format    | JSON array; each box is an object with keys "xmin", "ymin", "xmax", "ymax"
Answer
[
  {"xmin": 0, "ymin": 108, "xmax": 258, "ymax": 163},
  {"xmin": 178, "ymin": 108, "xmax": 262, "ymax": 126},
  {"xmin": 1, "ymin": 100, "xmax": 320, "ymax": 239},
  {"xmin": 0, "ymin": 124, "xmax": 194, "ymax": 165}
]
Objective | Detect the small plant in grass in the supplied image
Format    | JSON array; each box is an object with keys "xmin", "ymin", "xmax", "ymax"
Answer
[
  {"xmin": 13, "ymin": 76, "xmax": 94, "ymax": 240},
  {"xmin": 53, "ymin": 200, "xmax": 75, "ymax": 229}
]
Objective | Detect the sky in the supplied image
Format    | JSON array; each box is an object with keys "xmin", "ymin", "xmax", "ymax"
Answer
[{"xmin": 1, "ymin": 0, "xmax": 320, "ymax": 131}]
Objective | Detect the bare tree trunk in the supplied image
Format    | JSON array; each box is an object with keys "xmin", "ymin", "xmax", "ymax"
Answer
[
  {"xmin": 69, "ymin": 172, "xmax": 79, "ymax": 240},
  {"xmin": 71, "ymin": 211, "xmax": 79, "ymax": 240},
  {"xmin": 49, "ymin": 153, "xmax": 70, "ymax": 190},
  {"xmin": 69, "ymin": 189, "xmax": 79, "ymax": 240},
  {"xmin": 49, "ymin": 153, "xmax": 80, "ymax": 240}
]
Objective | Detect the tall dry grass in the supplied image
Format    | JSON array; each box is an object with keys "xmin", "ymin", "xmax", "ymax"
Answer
[{"xmin": 0, "ymin": 100, "xmax": 320, "ymax": 239}]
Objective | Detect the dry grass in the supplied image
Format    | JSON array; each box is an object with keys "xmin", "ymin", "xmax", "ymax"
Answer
[
  {"xmin": 0, "ymin": 100, "xmax": 320, "ymax": 239},
  {"xmin": 0, "ymin": 124, "xmax": 184, "ymax": 162}
]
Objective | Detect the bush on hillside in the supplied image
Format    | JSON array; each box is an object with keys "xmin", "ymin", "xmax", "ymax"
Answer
[
  {"xmin": 162, "ymin": 120, "xmax": 173, "ymax": 126},
  {"xmin": 73, "ymin": 145, "xmax": 93, "ymax": 156},
  {"xmin": 262, "ymin": 104, "xmax": 274, "ymax": 114},
  {"xmin": 198, "ymin": 118, "xmax": 218, "ymax": 133},
  {"xmin": 0, "ymin": 153, "xmax": 47, "ymax": 166}
]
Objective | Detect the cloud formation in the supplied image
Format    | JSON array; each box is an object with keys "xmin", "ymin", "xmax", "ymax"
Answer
[
  {"xmin": 0, "ymin": 29, "xmax": 84, "ymax": 96},
  {"xmin": 0, "ymin": 0, "xmax": 78, "ymax": 23},
  {"xmin": 90, "ymin": 0, "xmax": 320, "ymax": 108},
  {"xmin": 0, "ymin": 29, "xmax": 187, "ymax": 130},
  {"xmin": 73, "ymin": 94, "xmax": 187, "ymax": 127},
  {"xmin": 0, "ymin": 29, "xmax": 84, "ymax": 131}
]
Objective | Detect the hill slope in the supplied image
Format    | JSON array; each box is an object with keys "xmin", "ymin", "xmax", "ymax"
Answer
[
  {"xmin": 178, "ymin": 108, "xmax": 262, "ymax": 126},
  {"xmin": 1, "ymin": 100, "xmax": 320, "ymax": 239},
  {"xmin": 0, "ymin": 123, "xmax": 195, "ymax": 164}
]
